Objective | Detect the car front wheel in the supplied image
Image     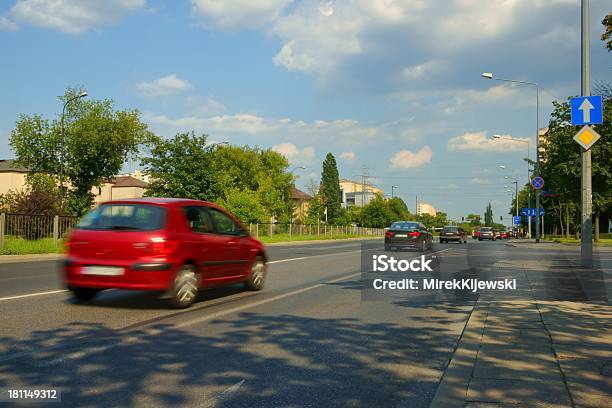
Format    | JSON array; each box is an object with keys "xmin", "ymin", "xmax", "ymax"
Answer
[{"xmin": 246, "ymin": 256, "xmax": 266, "ymax": 291}]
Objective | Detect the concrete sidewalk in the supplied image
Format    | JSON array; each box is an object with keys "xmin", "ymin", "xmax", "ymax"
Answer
[
  {"xmin": 431, "ymin": 260, "xmax": 611, "ymax": 407},
  {"xmin": 432, "ymin": 298, "xmax": 611, "ymax": 407}
]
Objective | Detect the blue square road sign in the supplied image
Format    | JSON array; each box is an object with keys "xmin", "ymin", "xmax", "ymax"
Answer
[{"xmin": 571, "ymin": 96, "xmax": 603, "ymax": 126}]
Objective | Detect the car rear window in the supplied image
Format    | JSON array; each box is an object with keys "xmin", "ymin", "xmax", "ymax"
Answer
[
  {"xmin": 443, "ymin": 226, "xmax": 458, "ymax": 232},
  {"xmin": 481, "ymin": 227, "xmax": 492, "ymax": 232},
  {"xmin": 390, "ymin": 222, "xmax": 419, "ymax": 231},
  {"xmin": 76, "ymin": 204, "xmax": 167, "ymax": 231}
]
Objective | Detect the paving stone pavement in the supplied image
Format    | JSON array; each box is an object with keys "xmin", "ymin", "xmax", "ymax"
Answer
[{"xmin": 431, "ymin": 250, "xmax": 611, "ymax": 408}]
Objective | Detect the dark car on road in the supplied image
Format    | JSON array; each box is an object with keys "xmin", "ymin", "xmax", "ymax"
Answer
[
  {"xmin": 64, "ymin": 198, "xmax": 267, "ymax": 308},
  {"xmin": 440, "ymin": 226, "xmax": 467, "ymax": 244},
  {"xmin": 384, "ymin": 221, "xmax": 433, "ymax": 251},
  {"xmin": 478, "ymin": 227, "xmax": 496, "ymax": 241}
]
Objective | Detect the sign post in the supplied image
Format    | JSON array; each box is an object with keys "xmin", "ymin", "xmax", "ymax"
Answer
[{"xmin": 579, "ymin": 0, "xmax": 593, "ymax": 267}]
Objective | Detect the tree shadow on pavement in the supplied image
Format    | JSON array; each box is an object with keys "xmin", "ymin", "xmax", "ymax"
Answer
[{"xmin": 0, "ymin": 308, "xmax": 467, "ymax": 407}]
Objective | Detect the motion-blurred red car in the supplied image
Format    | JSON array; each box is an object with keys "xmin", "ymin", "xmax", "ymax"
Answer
[
  {"xmin": 499, "ymin": 231, "xmax": 509, "ymax": 239},
  {"xmin": 472, "ymin": 226, "xmax": 481, "ymax": 239},
  {"xmin": 64, "ymin": 198, "xmax": 267, "ymax": 308}
]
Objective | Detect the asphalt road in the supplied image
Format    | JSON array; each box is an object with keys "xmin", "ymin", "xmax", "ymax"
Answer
[{"xmin": 0, "ymin": 239, "xmax": 609, "ymax": 407}]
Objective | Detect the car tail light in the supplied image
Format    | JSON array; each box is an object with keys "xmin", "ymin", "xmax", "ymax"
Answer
[
  {"xmin": 385, "ymin": 231, "xmax": 394, "ymax": 238},
  {"xmin": 150, "ymin": 237, "xmax": 179, "ymax": 256},
  {"xmin": 408, "ymin": 231, "xmax": 421, "ymax": 237}
]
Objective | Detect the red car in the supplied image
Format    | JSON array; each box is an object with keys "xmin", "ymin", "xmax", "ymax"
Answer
[
  {"xmin": 64, "ymin": 198, "xmax": 267, "ymax": 308},
  {"xmin": 499, "ymin": 230, "xmax": 509, "ymax": 239}
]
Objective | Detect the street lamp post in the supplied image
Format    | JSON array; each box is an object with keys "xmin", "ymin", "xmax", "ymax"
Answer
[
  {"xmin": 290, "ymin": 166, "xmax": 306, "ymax": 174},
  {"xmin": 59, "ymin": 91, "xmax": 88, "ymax": 203},
  {"xmin": 495, "ymin": 136, "xmax": 532, "ymax": 237},
  {"xmin": 484, "ymin": 73, "xmax": 541, "ymax": 243},
  {"xmin": 391, "ymin": 185, "xmax": 398, "ymax": 198}
]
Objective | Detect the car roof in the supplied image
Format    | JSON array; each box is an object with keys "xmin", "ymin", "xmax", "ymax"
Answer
[{"xmin": 98, "ymin": 197, "xmax": 210, "ymax": 207}]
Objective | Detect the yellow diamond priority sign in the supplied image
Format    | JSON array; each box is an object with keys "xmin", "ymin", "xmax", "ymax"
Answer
[{"xmin": 573, "ymin": 125, "xmax": 601, "ymax": 150}]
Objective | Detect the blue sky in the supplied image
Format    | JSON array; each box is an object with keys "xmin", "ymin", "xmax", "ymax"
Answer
[{"xmin": 0, "ymin": 0, "xmax": 610, "ymax": 221}]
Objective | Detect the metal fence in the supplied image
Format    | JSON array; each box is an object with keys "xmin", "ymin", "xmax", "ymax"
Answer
[
  {"xmin": 0, "ymin": 214, "xmax": 383, "ymax": 249},
  {"xmin": 247, "ymin": 223, "xmax": 384, "ymax": 239},
  {"xmin": 0, "ymin": 213, "xmax": 79, "ymax": 248}
]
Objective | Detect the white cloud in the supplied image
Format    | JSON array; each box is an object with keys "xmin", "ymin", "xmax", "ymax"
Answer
[
  {"xmin": 447, "ymin": 132, "xmax": 527, "ymax": 153},
  {"xmin": 11, "ymin": 0, "xmax": 145, "ymax": 35},
  {"xmin": 0, "ymin": 16, "xmax": 18, "ymax": 31},
  {"xmin": 389, "ymin": 146, "xmax": 432, "ymax": 170},
  {"xmin": 340, "ymin": 151, "xmax": 356, "ymax": 161},
  {"xmin": 136, "ymin": 74, "xmax": 192, "ymax": 98},
  {"xmin": 272, "ymin": 143, "xmax": 315, "ymax": 163},
  {"xmin": 471, "ymin": 177, "xmax": 490, "ymax": 185},
  {"xmin": 144, "ymin": 112, "xmax": 265, "ymax": 135},
  {"xmin": 144, "ymin": 111, "xmax": 390, "ymax": 149},
  {"xmin": 191, "ymin": 0, "xmax": 291, "ymax": 30},
  {"xmin": 186, "ymin": 95, "xmax": 226, "ymax": 116}
]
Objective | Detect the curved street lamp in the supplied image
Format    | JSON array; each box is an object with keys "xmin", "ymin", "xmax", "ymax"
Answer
[
  {"xmin": 60, "ymin": 91, "xmax": 88, "ymax": 202},
  {"xmin": 391, "ymin": 185, "xmax": 398, "ymax": 198},
  {"xmin": 483, "ymin": 72, "xmax": 541, "ymax": 242}
]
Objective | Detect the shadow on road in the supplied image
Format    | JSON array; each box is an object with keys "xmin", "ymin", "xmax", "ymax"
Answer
[{"xmin": 0, "ymin": 307, "xmax": 466, "ymax": 407}]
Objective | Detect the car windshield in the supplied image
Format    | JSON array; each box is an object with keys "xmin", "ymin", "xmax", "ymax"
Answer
[
  {"xmin": 443, "ymin": 227, "xmax": 458, "ymax": 232},
  {"xmin": 76, "ymin": 204, "xmax": 166, "ymax": 231},
  {"xmin": 389, "ymin": 222, "xmax": 419, "ymax": 231}
]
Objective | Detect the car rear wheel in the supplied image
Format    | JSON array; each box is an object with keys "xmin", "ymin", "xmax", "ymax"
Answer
[
  {"xmin": 70, "ymin": 288, "xmax": 100, "ymax": 302},
  {"xmin": 246, "ymin": 256, "xmax": 266, "ymax": 291},
  {"xmin": 171, "ymin": 265, "xmax": 198, "ymax": 308}
]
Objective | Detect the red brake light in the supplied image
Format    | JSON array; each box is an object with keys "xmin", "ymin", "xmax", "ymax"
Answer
[
  {"xmin": 385, "ymin": 231, "xmax": 394, "ymax": 238},
  {"xmin": 408, "ymin": 231, "xmax": 421, "ymax": 237},
  {"xmin": 150, "ymin": 237, "xmax": 179, "ymax": 256}
]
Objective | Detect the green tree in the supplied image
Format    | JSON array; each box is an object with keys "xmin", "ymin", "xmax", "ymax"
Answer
[
  {"xmin": 466, "ymin": 213, "xmax": 481, "ymax": 226},
  {"xmin": 305, "ymin": 193, "xmax": 325, "ymax": 224},
  {"xmin": 360, "ymin": 194, "xmax": 393, "ymax": 228},
  {"xmin": 540, "ymin": 95, "xmax": 611, "ymax": 240},
  {"xmin": 602, "ymin": 13, "xmax": 612, "ymax": 51},
  {"xmin": 484, "ymin": 203, "xmax": 493, "ymax": 227},
  {"xmin": 432, "ymin": 212, "xmax": 449, "ymax": 228},
  {"xmin": 142, "ymin": 132, "xmax": 222, "ymax": 201},
  {"xmin": 217, "ymin": 188, "xmax": 267, "ymax": 225},
  {"xmin": 320, "ymin": 153, "xmax": 341, "ymax": 223},
  {"xmin": 387, "ymin": 197, "xmax": 411, "ymax": 221},
  {"xmin": 10, "ymin": 87, "xmax": 150, "ymax": 215}
]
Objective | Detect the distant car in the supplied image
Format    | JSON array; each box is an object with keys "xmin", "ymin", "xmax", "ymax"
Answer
[
  {"xmin": 499, "ymin": 230, "xmax": 509, "ymax": 239},
  {"xmin": 439, "ymin": 226, "xmax": 467, "ymax": 244},
  {"xmin": 384, "ymin": 221, "xmax": 433, "ymax": 251},
  {"xmin": 472, "ymin": 226, "xmax": 481, "ymax": 239},
  {"xmin": 64, "ymin": 198, "xmax": 267, "ymax": 308},
  {"xmin": 478, "ymin": 227, "xmax": 496, "ymax": 241}
]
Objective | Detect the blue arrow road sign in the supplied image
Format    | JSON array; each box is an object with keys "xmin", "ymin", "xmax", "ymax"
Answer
[
  {"xmin": 571, "ymin": 96, "xmax": 603, "ymax": 125},
  {"xmin": 513, "ymin": 216, "xmax": 521, "ymax": 226},
  {"xmin": 531, "ymin": 176, "xmax": 545, "ymax": 190}
]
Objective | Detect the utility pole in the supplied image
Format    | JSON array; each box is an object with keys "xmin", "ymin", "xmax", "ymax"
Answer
[
  {"xmin": 415, "ymin": 195, "xmax": 418, "ymax": 221},
  {"xmin": 360, "ymin": 166, "xmax": 369, "ymax": 207},
  {"xmin": 580, "ymin": 0, "xmax": 593, "ymax": 267}
]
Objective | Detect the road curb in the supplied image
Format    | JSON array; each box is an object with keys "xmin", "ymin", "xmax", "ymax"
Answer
[
  {"xmin": 0, "ymin": 253, "xmax": 65, "ymax": 264},
  {"xmin": 430, "ymin": 297, "xmax": 488, "ymax": 408},
  {"xmin": 265, "ymin": 237, "xmax": 380, "ymax": 247}
]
